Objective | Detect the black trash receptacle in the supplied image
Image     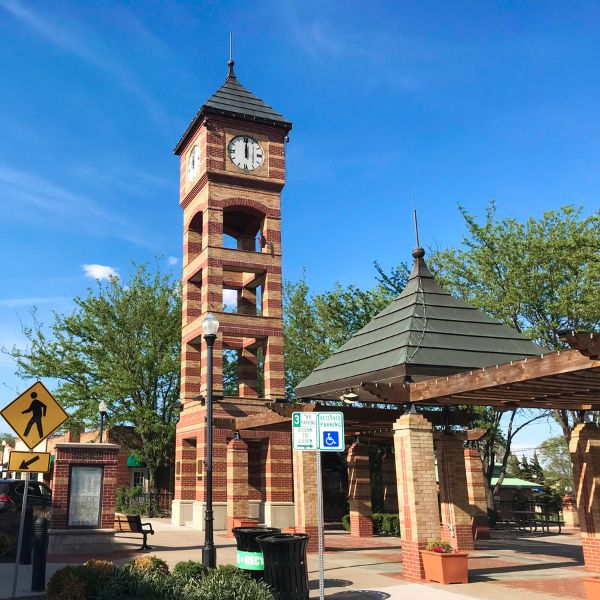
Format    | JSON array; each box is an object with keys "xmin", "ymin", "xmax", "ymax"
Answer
[
  {"xmin": 257, "ymin": 533, "xmax": 309, "ymax": 600},
  {"xmin": 232, "ymin": 527, "xmax": 280, "ymax": 580}
]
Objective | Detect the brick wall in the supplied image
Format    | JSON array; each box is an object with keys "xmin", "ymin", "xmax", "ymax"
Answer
[{"xmin": 51, "ymin": 443, "xmax": 119, "ymax": 530}]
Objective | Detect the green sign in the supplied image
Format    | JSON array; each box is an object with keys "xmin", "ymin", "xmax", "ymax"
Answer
[
  {"xmin": 292, "ymin": 412, "xmax": 345, "ymax": 452},
  {"xmin": 237, "ymin": 550, "xmax": 264, "ymax": 570}
]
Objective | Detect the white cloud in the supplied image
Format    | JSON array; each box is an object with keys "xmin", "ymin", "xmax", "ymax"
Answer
[
  {"xmin": 167, "ymin": 256, "xmax": 179, "ymax": 266},
  {"xmin": 0, "ymin": 297, "xmax": 70, "ymax": 308},
  {"xmin": 223, "ymin": 289, "xmax": 238, "ymax": 308},
  {"xmin": 82, "ymin": 264, "xmax": 118, "ymax": 280}
]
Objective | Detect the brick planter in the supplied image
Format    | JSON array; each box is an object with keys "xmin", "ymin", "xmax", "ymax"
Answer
[
  {"xmin": 420, "ymin": 550, "xmax": 469, "ymax": 584},
  {"xmin": 583, "ymin": 577, "xmax": 600, "ymax": 600}
]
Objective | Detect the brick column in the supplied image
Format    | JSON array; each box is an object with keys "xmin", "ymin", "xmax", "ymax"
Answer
[
  {"xmin": 292, "ymin": 449, "xmax": 319, "ymax": 551},
  {"xmin": 227, "ymin": 438, "xmax": 250, "ymax": 533},
  {"xmin": 348, "ymin": 442, "xmax": 373, "ymax": 537},
  {"xmin": 394, "ymin": 413, "xmax": 440, "ymax": 580},
  {"xmin": 49, "ymin": 443, "xmax": 119, "ymax": 555},
  {"xmin": 264, "ymin": 432, "xmax": 295, "ymax": 528},
  {"xmin": 464, "ymin": 447, "xmax": 490, "ymax": 540},
  {"xmin": 437, "ymin": 435, "xmax": 475, "ymax": 551},
  {"xmin": 562, "ymin": 495, "xmax": 579, "ymax": 528},
  {"xmin": 382, "ymin": 449, "xmax": 398, "ymax": 513},
  {"xmin": 570, "ymin": 423, "xmax": 600, "ymax": 571}
]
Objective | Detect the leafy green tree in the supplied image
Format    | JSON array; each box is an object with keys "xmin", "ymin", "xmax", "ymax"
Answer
[
  {"xmin": 507, "ymin": 453, "xmax": 523, "ymax": 479},
  {"xmin": 538, "ymin": 435, "xmax": 575, "ymax": 493},
  {"xmin": 530, "ymin": 451, "xmax": 546, "ymax": 485},
  {"xmin": 8, "ymin": 264, "xmax": 181, "ymax": 493},
  {"xmin": 283, "ymin": 276, "xmax": 402, "ymax": 399},
  {"xmin": 0, "ymin": 432, "xmax": 15, "ymax": 447}
]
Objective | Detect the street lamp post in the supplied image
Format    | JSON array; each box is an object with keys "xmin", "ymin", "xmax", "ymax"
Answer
[
  {"xmin": 201, "ymin": 312, "xmax": 219, "ymax": 568},
  {"xmin": 99, "ymin": 400, "xmax": 107, "ymax": 443}
]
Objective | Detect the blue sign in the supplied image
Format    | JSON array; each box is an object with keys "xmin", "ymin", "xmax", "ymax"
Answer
[{"xmin": 322, "ymin": 430, "xmax": 339, "ymax": 448}]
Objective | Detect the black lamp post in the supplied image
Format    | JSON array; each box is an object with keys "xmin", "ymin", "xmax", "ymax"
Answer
[
  {"xmin": 201, "ymin": 312, "xmax": 219, "ymax": 568},
  {"xmin": 99, "ymin": 400, "xmax": 107, "ymax": 443}
]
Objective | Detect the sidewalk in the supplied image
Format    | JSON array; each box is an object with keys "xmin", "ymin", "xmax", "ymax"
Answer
[{"xmin": 0, "ymin": 520, "xmax": 590, "ymax": 599}]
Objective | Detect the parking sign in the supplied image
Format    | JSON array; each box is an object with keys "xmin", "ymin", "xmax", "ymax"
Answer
[{"xmin": 292, "ymin": 411, "xmax": 344, "ymax": 452}]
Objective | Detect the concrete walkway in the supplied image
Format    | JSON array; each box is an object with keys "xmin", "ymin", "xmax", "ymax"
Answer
[{"xmin": 0, "ymin": 521, "xmax": 593, "ymax": 599}]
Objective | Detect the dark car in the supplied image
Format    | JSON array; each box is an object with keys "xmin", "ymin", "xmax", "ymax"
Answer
[{"xmin": 0, "ymin": 479, "xmax": 52, "ymax": 513}]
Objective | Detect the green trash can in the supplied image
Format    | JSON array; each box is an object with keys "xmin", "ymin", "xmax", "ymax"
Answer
[
  {"xmin": 257, "ymin": 533, "xmax": 309, "ymax": 600},
  {"xmin": 232, "ymin": 527, "xmax": 280, "ymax": 580}
]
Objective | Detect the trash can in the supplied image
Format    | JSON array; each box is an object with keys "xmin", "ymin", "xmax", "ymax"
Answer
[
  {"xmin": 232, "ymin": 527, "xmax": 280, "ymax": 581},
  {"xmin": 257, "ymin": 533, "xmax": 309, "ymax": 600}
]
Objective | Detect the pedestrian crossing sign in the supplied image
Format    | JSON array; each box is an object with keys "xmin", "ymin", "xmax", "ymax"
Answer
[{"xmin": 1, "ymin": 381, "xmax": 69, "ymax": 450}]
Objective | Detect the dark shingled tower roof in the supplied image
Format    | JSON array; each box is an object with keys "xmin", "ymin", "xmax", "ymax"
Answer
[
  {"xmin": 174, "ymin": 60, "xmax": 292, "ymax": 155},
  {"xmin": 295, "ymin": 246, "xmax": 546, "ymax": 400}
]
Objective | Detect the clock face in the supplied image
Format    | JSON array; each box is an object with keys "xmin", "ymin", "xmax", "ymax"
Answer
[
  {"xmin": 187, "ymin": 145, "xmax": 200, "ymax": 181},
  {"xmin": 228, "ymin": 136, "xmax": 264, "ymax": 171}
]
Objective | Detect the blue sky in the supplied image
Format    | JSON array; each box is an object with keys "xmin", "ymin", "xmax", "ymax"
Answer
[{"xmin": 0, "ymin": 1, "xmax": 598, "ymax": 448}]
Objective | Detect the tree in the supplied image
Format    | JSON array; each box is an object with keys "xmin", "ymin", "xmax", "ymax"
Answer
[
  {"xmin": 283, "ymin": 277, "xmax": 402, "ymax": 399},
  {"xmin": 8, "ymin": 263, "xmax": 181, "ymax": 494},
  {"xmin": 530, "ymin": 451, "xmax": 546, "ymax": 485},
  {"xmin": 538, "ymin": 435, "xmax": 575, "ymax": 493},
  {"xmin": 0, "ymin": 432, "xmax": 15, "ymax": 447},
  {"xmin": 507, "ymin": 453, "xmax": 523, "ymax": 479},
  {"xmin": 427, "ymin": 202, "xmax": 599, "ymax": 440}
]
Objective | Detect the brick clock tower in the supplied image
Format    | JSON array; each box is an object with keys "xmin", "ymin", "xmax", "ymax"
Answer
[{"xmin": 172, "ymin": 59, "xmax": 295, "ymax": 531}]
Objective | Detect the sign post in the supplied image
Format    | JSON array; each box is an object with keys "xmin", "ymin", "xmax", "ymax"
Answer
[
  {"xmin": 292, "ymin": 411, "xmax": 344, "ymax": 600},
  {"xmin": 1, "ymin": 381, "xmax": 68, "ymax": 600}
]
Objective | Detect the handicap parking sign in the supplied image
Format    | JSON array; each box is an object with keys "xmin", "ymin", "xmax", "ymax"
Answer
[{"xmin": 322, "ymin": 430, "xmax": 339, "ymax": 448}]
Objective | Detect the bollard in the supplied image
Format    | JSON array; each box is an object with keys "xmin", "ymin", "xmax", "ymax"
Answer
[
  {"xmin": 31, "ymin": 517, "xmax": 49, "ymax": 592},
  {"xmin": 19, "ymin": 508, "xmax": 34, "ymax": 565}
]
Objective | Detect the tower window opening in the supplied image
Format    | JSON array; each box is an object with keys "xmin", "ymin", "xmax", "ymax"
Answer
[
  {"xmin": 222, "ymin": 206, "xmax": 265, "ymax": 253},
  {"xmin": 223, "ymin": 288, "xmax": 238, "ymax": 313}
]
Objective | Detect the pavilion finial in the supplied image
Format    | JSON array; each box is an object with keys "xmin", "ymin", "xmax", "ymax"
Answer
[
  {"xmin": 227, "ymin": 32, "xmax": 236, "ymax": 78},
  {"xmin": 412, "ymin": 208, "xmax": 425, "ymax": 259}
]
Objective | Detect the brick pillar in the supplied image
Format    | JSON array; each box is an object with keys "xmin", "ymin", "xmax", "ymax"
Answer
[
  {"xmin": 227, "ymin": 438, "xmax": 249, "ymax": 533},
  {"xmin": 382, "ymin": 449, "xmax": 398, "ymax": 513},
  {"xmin": 263, "ymin": 334, "xmax": 285, "ymax": 399},
  {"xmin": 264, "ymin": 432, "xmax": 294, "ymax": 528},
  {"xmin": 570, "ymin": 423, "xmax": 600, "ymax": 571},
  {"xmin": 437, "ymin": 435, "xmax": 475, "ymax": 551},
  {"xmin": 293, "ymin": 449, "xmax": 319, "ymax": 551},
  {"xmin": 464, "ymin": 447, "xmax": 490, "ymax": 540},
  {"xmin": 563, "ymin": 495, "xmax": 579, "ymax": 528},
  {"xmin": 238, "ymin": 348, "xmax": 258, "ymax": 398},
  {"xmin": 49, "ymin": 443, "xmax": 119, "ymax": 555},
  {"xmin": 348, "ymin": 442, "xmax": 373, "ymax": 537},
  {"xmin": 394, "ymin": 413, "xmax": 440, "ymax": 580}
]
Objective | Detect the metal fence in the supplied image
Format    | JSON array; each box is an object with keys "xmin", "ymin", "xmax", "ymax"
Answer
[{"xmin": 120, "ymin": 491, "xmax": 173, "ymax": 517}]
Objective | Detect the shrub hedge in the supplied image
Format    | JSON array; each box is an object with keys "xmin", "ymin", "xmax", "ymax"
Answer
[
  {"xmin": 341, "ymin": 513, "xmax": 400, "ymax": 536},
  {"xmin": 48, "ymin": 558, "xmax": 275, "ymax": 600}
]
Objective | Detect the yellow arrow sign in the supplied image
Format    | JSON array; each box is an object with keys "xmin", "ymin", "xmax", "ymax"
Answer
[
  {"xmin": 8, "ymin": 451, "xmax": 51, "ymax": 474},
  {"xmin": 1, "ymin": 381, "xmax": 69, "ymax": 450}
]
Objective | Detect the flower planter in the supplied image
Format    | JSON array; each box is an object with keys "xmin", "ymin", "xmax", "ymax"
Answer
[
  {"xmin": 420, "ymin": 550, "xmax": 469, "ymax": 584},
  {"xmin": 583, "ymin": 576, "xmax": 600, "ymax": 600}
]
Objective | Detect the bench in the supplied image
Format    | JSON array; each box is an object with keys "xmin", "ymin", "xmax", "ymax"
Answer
[{"xmin": 114, "ymin": 513, "xmax": 154, "ymax": 550}]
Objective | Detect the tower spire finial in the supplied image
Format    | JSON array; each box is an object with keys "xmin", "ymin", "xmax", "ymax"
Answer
[
  {"xmin": 412, "ymin": 207, "xmax": 425, "ymax": 259},
  {"xmin": 227, "ymin": 32, "xmax": 235, "ymax": 77}
]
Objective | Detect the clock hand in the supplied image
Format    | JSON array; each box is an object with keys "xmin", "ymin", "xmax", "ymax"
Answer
[{"xmin": 245, "ymin": 140, "xmax": 249, "ymax": 159}]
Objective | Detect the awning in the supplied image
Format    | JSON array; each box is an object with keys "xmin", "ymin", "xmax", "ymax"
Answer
[{"xmin": 127, "ymin": 454, "xmax": 146, "ymax": 468}]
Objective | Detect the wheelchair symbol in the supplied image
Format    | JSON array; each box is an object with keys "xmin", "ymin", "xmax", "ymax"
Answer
[{"xmin": 322, "ymin": 431, "xmax": 339, "ymax": 448}]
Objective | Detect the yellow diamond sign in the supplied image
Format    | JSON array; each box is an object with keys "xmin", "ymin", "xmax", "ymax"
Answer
[
  {"xmin": 1, "ymin": 381, "xmax": 69, "ymax": 450},
  {"xmin": 8, "ymin": 451, "xmax": 51, "ymax": 474}
]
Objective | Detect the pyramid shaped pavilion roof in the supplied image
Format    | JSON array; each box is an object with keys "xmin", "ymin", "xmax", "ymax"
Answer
[
  {"xmin": 295, "ymin": 247, "xmax": 546, "ymax": 400},
  {"xmin": 174, "ymin": 60, "xmax": 291, "ymax": 155}
]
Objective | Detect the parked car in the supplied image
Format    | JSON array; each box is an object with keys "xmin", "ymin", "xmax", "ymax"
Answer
[{"xmin": 0, "ymin": 479, "xmax": 52, "ymax": 513}]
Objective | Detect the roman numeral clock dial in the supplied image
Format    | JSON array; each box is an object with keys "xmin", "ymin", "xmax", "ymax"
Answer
[{"xmin": 228, "ymin": 136, "xmax": 264, "ymax": 171}]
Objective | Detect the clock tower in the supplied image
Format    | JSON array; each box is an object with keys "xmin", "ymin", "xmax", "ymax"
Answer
[{"xmin": 172, "ymin": 59, "xmax": 294, "ymax": 531}]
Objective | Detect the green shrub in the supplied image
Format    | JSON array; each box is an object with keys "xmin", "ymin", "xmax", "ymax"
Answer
[
  {"xmin": 182, "ymin": 566, "xmax": 274, "ymax": 600},
  {"xmin": 372, "ymin": 513, "xmax": 384, "ymax": 534},
  {"xmin": 173, "ymin": 560, "xmax": 208, "ymax": 584},
  {"xmin": 47, "ymin": 566, "xmax": 90, "ymax": 600},
  {"xmin": 381, "ymin": 514, "xmax": 400, "ymax": 537},
  {"xmin": 0, "ymin": 532, "xmax": 16, "ymax": 558},
  {"xmin": 341, "ymin": 515, "xmax": 350, "ymax": 531},
  {"xmin": 126, "ymin": 555, "xmax": 170, "ymax": 575}
]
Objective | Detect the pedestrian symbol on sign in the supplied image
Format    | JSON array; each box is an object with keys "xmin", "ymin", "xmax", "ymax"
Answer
[{"xmin": 322, "ymin": 430, "xmax": 339, "ymax": 448}]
